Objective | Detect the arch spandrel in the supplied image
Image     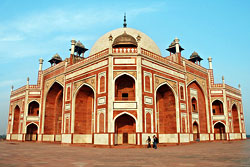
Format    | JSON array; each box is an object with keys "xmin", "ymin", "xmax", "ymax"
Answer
[
  {"xmin": 73, "ymin": 76, "xmax": 96, "ymax": 95},
  {"xmin": 154, "ymin": 76, "xmax": 177, "ymax": 93},
  {"xmin": 44, "ymin": 75, "xmax": 65, "ymax": 95},
  {"xmin": 211, "ymin": 97, "xmax": 224, "ymax": 103},
  {"xmin": 113, "ymin": 71, "xmax": 137, "ymax": 80},
  {"xmin": 28, "ymin": 98, "xmax": 40, "ymax": 104},
  {"xmin": 186, "ymin": 73, "xmax": 207, "ymax": 96}
]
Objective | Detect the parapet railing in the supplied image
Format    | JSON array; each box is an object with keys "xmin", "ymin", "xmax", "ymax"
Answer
[
  {"xmin": 112, "ymin": 48, "xmax": 137, "ymax": 53},
  {"xmin": 66, "ymin": 48, "xmax": 109, "ymax": 72},
  {"xmin": 141, "ymin": 48, "xmax": 185, "ymax": 71}
]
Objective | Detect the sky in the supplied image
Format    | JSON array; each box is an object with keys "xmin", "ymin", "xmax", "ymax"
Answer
[{"xmin": 0, "ymin": 0, "xmax": 249, "ymax": 135}]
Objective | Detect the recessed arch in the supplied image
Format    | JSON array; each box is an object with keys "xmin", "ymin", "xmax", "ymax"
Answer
[
  {"xmin": 214, "ymin": 122, "xmax": 226, "ymax": 140},
  {"xmin": 12, "ymin": 105, "xmax": 21, "ymax": 134},
  {"xmin": 74, "ymin": 84, "xmax": 94, "ymax": 134},
  {"xmin": 193, "ymin": 121, "xmax": 199, "ymax": 141},
  {"xmin": 232, "ymin": 104, "xmax": 240, "ymax": 133},
  {"xmin": 114, "ymin": 113, "xmax": 136, "ymax": 145},
  {"xmin": 187, "ymin": 80, "xmax": 208, "ymax": 134},
  {"xmin": 155, "ymin": 82, "xmax": 177, "ymax": 134},
  {"xmin": 25, "ymin": 123, "xmax": 38, "ymax": 141},
  {"xmin": 44, "ymin": 82, "xmax": 64, "ymax": 135},
  {"xmin": 212, "ymin": 100, "xmax": 224, "ymax": 115},
  {"xmin": 71, "ymin": 83, "xmax": 96, "ymax": 133},
  {"xmin": 114, "ymin": 74, "xmax": 136, "ymax": 101},
  {"xmin": 28, "ymin": 101, "xmax": 40, "ymax": 116}
]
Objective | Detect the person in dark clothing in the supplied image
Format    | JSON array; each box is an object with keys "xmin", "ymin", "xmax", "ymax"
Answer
[
  {"xmin": 153, "ymin": 135, "xmax": 158, "ymax": 149},
  {"xmin": 146, "ymin": 136, "xmax": 151, "ymax": 148}
]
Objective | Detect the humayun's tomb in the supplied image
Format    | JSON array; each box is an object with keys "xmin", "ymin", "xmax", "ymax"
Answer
[{"xmin": 6, "ymin": 18, "xmax": 246, "ymax": 146}]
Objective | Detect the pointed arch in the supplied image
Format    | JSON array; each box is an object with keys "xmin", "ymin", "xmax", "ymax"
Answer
[
  {"xmin": 12, "ymin": 105, "xmax": 21, "ymax": 134},
  {"xmin": 114, "ymin": 73, "xmax": 136, "ymax": 101},
  {"xmin": 28, "ymin": 101, "xmax": 40, "ymax": 116},
  {"xmin": 114, "ymin": 113, "xmax": 136, "ymax": 145},
  {"xmin": 25, "ymin": 123, "xmax": 38, "ymax": 141},
  {"xmin": 214, "ymin": 121, "xmax": 226, "ymax": 140},
  {"xmin": 232, "ymin": 104, "xmax": 240, "ymax": 133},
  {"xmin": 193, "ymin": 121, "xmax": 199, "ymax": 141},
  {"xmin": 74, "ymin": 84, "xmax": 95, "ymax": 134},
  {"xmin": 155, "ymin": 82, "xmax": 177, "ymax": 134},
  {"xmin": 71, "ymin": 83, "xmax": 96, "ymax": 133},
  {"xmin": 44, "ymin": 82, "xmax": 64, "ymax": 135},
  {"xmin": 212, "ymin": 100, "xmax": 224, "ymax": 115},
  {"xmin": 187, "ymin": 80, "xmax": 208, "ymax": 134}
]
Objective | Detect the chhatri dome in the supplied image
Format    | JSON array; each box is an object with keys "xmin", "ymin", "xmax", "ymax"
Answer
[{"xmin": 89, "ymin": 27, "xmax": 161, "ymax": 56}]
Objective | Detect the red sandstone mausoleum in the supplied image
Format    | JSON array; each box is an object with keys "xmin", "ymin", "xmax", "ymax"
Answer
[{"xmin": 6, "ymin": 20, "xmax": 246, "ymax": 145}]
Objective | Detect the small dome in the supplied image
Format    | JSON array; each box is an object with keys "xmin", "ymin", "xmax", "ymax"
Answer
[
  {"xmin": 52, "ymin": 53, "xmax": 62, "ymax": 61},
  {"xmin": 49, "ymin": 53, "xmax": 63, "ymax": 65},
  {"xmin": 75, "ymin": 40, "xmax": 86, "ymax": 48},
  {"xmin": 190, "ymin": 51, "xmax": 199, "ymax": 59},
  {"xmin": 112, "ymin": 31, "xmax": 137, "ymax": 47}
]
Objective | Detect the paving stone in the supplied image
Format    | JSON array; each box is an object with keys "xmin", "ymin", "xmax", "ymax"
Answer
[{"xmin": 0, "ymin": 140, "xmax": 250, "ymax": 166}]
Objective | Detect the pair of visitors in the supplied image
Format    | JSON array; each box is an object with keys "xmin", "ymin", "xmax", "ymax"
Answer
[{"xmin": 146, "ymin": 136, "xmax": 158, "ymax": 149}]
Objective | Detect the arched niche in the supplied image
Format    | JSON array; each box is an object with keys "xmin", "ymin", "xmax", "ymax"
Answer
[
  {"xmin": 28, "ymin": 101, "xmax": 39, "ymax": 116},
  {"xmin": 115, "ymin": 74, "xmax": 135, "ymax": 101},
  {"xmin": 212, "ymin": 100, "xmax": 224, "ymax": 115},
  {"xmin": 74, "ymin": 85, "xmax": 94, "ymax": 134},
  {"xmin": 156, "ymin": 83, "xmax": 176, "ymax": 134},
  {"xmin": 44, "ymin": 82, "xmax": 63, "ymax": 135},
  {"xmin": 115, "ymin": 114, "xmax": 136, "ymax": 145}
]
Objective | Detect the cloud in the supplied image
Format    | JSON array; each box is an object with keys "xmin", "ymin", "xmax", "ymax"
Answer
[{"xmin": 0, "ymin": 4, "xmax": 162, "ymax": 61}]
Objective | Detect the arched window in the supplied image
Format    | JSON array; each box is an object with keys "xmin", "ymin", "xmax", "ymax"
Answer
[
  {"xmin": 212, "ymin": 100, "xmax": 224, "ymax": 115},
  {"xmin": 28, "ymin": 101, "xmax": 39, "ymax": 116},
  {"xmin": 191, "ymin": 98, "xmax": 197, "ymax": 112},
  {"xmin": 115, "ymin": 75, "xmax": 135, "ymax": 101}
]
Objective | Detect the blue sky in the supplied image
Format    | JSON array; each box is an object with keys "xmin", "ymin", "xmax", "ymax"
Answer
[{"xmin": 0, "ymin": 0, "xmax": 249, "ymax": 135}]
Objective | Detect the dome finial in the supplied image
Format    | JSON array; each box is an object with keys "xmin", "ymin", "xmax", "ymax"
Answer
[{"xmin": 123, "ymin": 13, "xmax": 127, "ymax": 28}]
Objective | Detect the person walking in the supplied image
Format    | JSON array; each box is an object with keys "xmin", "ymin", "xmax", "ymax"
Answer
[
  {"xmin": 146, "ymin": 136, "xmax": 151, "ymax": 148},
  {"xmin": 153, "ymin": 135, "xmax": 158, "ymax": 149}
]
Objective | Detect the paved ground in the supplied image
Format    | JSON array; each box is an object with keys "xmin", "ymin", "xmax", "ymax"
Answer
[{"xmin": 0, "ymin": 140, "xmax": 250, "ymax": 167}]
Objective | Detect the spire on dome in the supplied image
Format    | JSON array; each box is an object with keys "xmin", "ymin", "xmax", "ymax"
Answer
[{"xmin": 123, "ymin": 13, "xmax": 127, "ymax": 28}]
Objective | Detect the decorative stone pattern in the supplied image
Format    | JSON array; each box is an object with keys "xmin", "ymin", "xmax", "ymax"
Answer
[
  {"xmin": 186, "ymin": 73, "xmax": 207, "ymax": 96},
  {"xmin": 113, "ymin": 71, "xmax": 137, "ymax": 80},
  {"xmin": 73, "ymin": 75, "xmax": 96, "ymax": 95},
  {"xmin": 154, "ymin": 75, "xmax": 177, "ymax": 93}
]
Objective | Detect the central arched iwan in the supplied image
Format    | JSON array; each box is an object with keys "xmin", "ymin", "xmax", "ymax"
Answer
[
  {"xmin": 156, "ymin": 84, "xmax": 176, "ymax": 134},
  {"xmin": 74, "ymin": 85, "xmax": 94, "ymax": 134},
  {"xmin": 44, "ymin": 82, "xmax": 63, "ymax": 135}
]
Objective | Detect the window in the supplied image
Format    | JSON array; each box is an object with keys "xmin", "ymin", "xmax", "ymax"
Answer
[{"xmin": 122, "ymin": 93, "xmax": 128, "ymax": 100}]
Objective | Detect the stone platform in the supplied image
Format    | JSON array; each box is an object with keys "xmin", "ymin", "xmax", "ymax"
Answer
[{"xmin": 0, "ymin": 140, "xmax": 250, "ymax": 166}]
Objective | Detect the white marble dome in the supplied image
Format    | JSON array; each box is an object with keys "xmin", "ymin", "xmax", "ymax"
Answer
[{"xmin": 89, "ymin": 27, "xmax": 161, "ymax": 56}]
